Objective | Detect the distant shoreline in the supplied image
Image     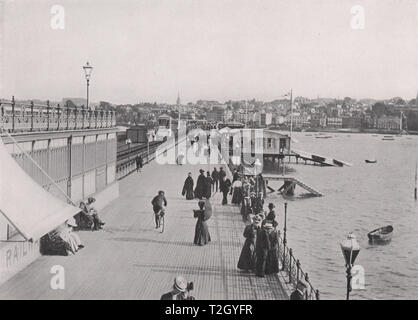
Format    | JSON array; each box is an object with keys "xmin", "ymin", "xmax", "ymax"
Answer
[{"xmin": 266, "ymin": 127, "xmax": 417, "ymax": 135}]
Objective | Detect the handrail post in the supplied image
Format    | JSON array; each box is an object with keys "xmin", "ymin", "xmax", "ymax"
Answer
[
  {"xmin": 66, "ymin": 100, "xmax": 69, "ymax": 130},
  {"xmin": 30, "ymin": 101, "xmax": 34, "ymax": 131},
  {"xmin": 46, "ymin": 100, "xmax": 50, "ymax": 131},
  {"xmin": 296, "ymin": 259, "xmax": 300, "ymax": 283},
  {"xmin": 315, "ymin": 289, "xmax": 320, "ymax": 300},
  {"xmin": 74, "ymin": 106, "xmax": 78, "ymax": 129},
  {"xmin": 57, "ymin": 104, "xmax": 61, "ymax": 130},
  {"xmin": 11, "ymin": 95, "xmax": 15, "ymax": 132},
  {"xmin": 305, "ymin": 273, "xmax": 310, "ymax": 300},
  {"xmin": 81, "ymin": 105, "xmax": 85, "ymax": 129}
]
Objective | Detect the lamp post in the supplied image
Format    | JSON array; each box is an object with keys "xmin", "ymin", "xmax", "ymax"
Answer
[
  {"xmin": 340, "ymin": 233, "xmax": 361, "ymax": 300},
  {"xmin": 146, "ymin": 131, "xmax": 151, "ymax": 163},
  {"xmin": 283, "ymin": 202, "xmax": 288, "ymax": 246},
  {"xmin": 83, "ymin": 61, "xmax": 93, "ymax": 109}
]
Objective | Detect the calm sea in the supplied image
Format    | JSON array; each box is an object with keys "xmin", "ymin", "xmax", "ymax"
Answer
[{"xmin": 266, "ymin": 131, "xmax": 418, "ymax": 300}]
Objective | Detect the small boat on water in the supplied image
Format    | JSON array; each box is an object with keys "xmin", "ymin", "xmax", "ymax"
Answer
[
  {"xmin": 382, "ymin": 135, "xmax": 395, "ymax": 141},
  {"xmin": 365, "ymin": 159, "xmax": 377, "ymax": 164},
  {"xmin": 368, "ymin": 225, "xmax": 393, "ymax": 243},
  {"xmin": 315, "ymin": 135, "xmax": 332, "ymax": 139}
]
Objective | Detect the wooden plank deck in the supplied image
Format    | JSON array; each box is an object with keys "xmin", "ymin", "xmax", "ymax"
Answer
[{"xmin": 0, "ymin": 156, "xmax": 289, "ymax": 300}]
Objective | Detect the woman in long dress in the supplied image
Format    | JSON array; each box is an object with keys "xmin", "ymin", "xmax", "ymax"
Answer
[
  {"xmin": 194, "ymin": 169, "xmax": 206, "ymax": 200},
  {"xmin": 57, "ymin": 219, "xmax": 83, "ymax": 255},
  {"xmin": 182, "ymin": 173, "xmax": 194, "ymax": 200},
  {"xmin": 265, "ymin": 220, "xmax": 280, "ymax": 275},
  {"xmin": 255, "ymin": 221, "xmax": 271, "ymax": 277},
  {"xmin": 193, "ymin": 200, "xmax": 211, "ymax": 246},
  {"xmin": 237, "ymin": 215, "xmax": 262, "ymax": 271},
  {"xmin": 231, "ymin": 179, "xmax": 243, "ymax": 205}
]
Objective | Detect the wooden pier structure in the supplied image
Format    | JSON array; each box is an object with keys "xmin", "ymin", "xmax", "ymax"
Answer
[{"xmin": 263, "ymin": 174, "xmax": 323, "ymax": 197}]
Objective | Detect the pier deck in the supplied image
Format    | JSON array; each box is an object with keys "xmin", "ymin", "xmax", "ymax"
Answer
[{"xmin": 0, "ymin": 157, "xmax": 288, "ymax": 299}]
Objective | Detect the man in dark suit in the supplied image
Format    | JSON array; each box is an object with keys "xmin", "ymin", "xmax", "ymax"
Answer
[{"xmin": 211, "ymin": 167, "xmax": 219, "ymax": 192}]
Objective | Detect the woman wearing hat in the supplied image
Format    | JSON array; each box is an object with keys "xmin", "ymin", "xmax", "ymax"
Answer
[
  {"xmin": 231, "ymin": 179, "xmax": 243, "ymax": 205},
  {"xmin": 240, "ymin": 196, "xmax": 253, "ymax": 223},
  {"xmin": 237, "ymin": 215, "xmax": 261, "ymax": 271},
  {"xmin": 193, "ymin": 200, "xmax": 211, "ymax": 246},
  {"xmin": 86, "ymin": 197, "xmax": 105, "ymax": 230},
  {"xmin": 57, "ymin": 218, "xmax": 84, "ymax": 255},
  {"xmin": 220, "ymin": 176, "xmax": 231, "ymax": 205},
  {"xmin": 182, "ymin": 173, "xmax": 195, "ymax": 200},
  {"xmin": 255, "ymin": 221, "xmax": 271, "ymax": 277},
  {"xmin": 194, "ymin": 169, "xmax": 206, "ymax": 200},
  {"xmin": 264, "ymin": 203, "xmax": 279, "ymax": 228},
  {"xmin": 264, "ymin": 220, "xmax": 280, "ymax": 275}
]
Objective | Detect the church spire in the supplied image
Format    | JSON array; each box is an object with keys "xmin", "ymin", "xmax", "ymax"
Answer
[{"xmin": 176, "ymin": 92, "xmax": 181, "ymax": 106}]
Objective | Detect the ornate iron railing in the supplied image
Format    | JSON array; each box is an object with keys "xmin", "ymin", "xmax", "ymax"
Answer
[
  {"xmin": 0, "ymin": 96, "xmax": 116, "ymax": 133},
  {"xmin": 277, "ymin": 232, "xmax": 320, "ymax": 300}
]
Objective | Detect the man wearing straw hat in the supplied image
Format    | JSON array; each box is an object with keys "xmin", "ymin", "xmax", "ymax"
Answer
[{"xmin": 160, "ymin": 276, "xmax": 195, "ymax": 300}]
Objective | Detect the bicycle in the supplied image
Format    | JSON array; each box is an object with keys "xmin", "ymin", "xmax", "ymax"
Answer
[{"xmin": 153, "ymin": 208, "xmax": 165, "ymax": 233}]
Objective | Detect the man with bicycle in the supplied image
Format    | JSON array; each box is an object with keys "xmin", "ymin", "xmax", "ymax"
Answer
[{"xmin": 151, "ymin": 190, "xmax": 167, "ymax": 229}]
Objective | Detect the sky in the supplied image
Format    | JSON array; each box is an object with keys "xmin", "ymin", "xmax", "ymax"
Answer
[{"xmin": 0, "ymin": 0, "xmax": 417, "ymax": 104}]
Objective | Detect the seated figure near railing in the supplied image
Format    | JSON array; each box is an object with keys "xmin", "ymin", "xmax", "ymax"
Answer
[{"xmin": 76, "ymin": 197, "xmax": 105, "ymax": 231}]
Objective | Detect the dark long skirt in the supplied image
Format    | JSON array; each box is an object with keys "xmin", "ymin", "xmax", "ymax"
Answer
[
  {"xmin": 237, "ymin": 239, "xmax": 256, "ymax": 271},
  {"xmin": 265, "ymin": 248, "xmax": 279, "ymax": 275},
  {"xmin": 194, "ymin": 219, "xmax": 211, "ymax": 246},
  {"xmin": 231, "ymin": 187, "xmax": 243, "ymax": 205},
  {"xmin": 183, "ymin": 186, "xmax": 194, "ymax": 200},
  {"xmin": 255, "ymin": 249, "xmax": 268, "ymax": 277}
]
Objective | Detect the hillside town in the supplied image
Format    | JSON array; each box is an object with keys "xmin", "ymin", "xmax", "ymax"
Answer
[{"xmin": 102, "ymin": 93, "xmax": 417, "ymax": 133}]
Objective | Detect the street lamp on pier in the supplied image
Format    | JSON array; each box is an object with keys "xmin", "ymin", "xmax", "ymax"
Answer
[
  {"xmin": 340, "ymin": 233, "xmax": 360, "ymax": 300},
  {"xmin": 146, "ymin": 131, "xmax": 151, "ymax": 163},
  {"xmin": 83, "ymin": 61, "xmax": 93, "ymax": 109},
  {"xmin": 283, "ymin": 202, "xmax": 288, "ymax": 246}
]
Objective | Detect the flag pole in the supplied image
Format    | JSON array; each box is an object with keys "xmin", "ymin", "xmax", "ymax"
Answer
[{"xmin": 415, "ymin": 161, "xmax": 417, "ymax": 200}]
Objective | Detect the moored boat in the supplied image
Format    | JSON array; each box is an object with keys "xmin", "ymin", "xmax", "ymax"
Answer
[
  {"xmin": 365, "ymin": 159, "xmax": 377, "ymax": 164},
  {"xmin": 368, "ymin": 225, "xmax": 393, "ymax": 243},
  {"xmin": 382, "ymin": 135, "xmax": 395, "ymax": 141}
]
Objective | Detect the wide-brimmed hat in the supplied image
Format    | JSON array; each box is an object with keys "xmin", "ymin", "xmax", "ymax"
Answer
[
  {"xmin": 87, "ymin": 197, "xmax": 96, "ymax": 204},
  {"xmin": 198, "ymin": 200, "xmax": 205, "ymax": 208},
  {"xmin": 253, "ymin": 215, "xmax": 262, "ymax": 223},
  {"xmin": 66, "ymin": 217, "xmax": 77, "ymax": 227},
  {"xmin": 173, "ymin": 276, "xmax": 188, "ymax": 292},
  {"xmin": 199, "ymin": 169, "xmax": 205, "ymax": 173},
  {"xmin": 268, "ymin": 203, "xmax": 275, "ymax": 209},
  {"xmin": 263, "ymin": 220, "xmax": 274, "ymax": 229}
]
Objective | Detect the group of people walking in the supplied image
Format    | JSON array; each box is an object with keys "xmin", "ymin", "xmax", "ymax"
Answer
[
  {"xmin": 237, "ymin": 202, "xmax": 280, "ymax": 277},
  {"xmin": 181, "ymin": 167, "xmax": 229, "ymax": 201}
]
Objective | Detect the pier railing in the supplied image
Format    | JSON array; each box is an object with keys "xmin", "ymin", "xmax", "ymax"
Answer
[
  {"xmin": 0, "ymin": 97, "xmax": 116, "ymax": 133},
  {"xmin": 277, "ymin": 232, "xmax": 320, "ymax": 300},
  {"xmin": 116, "ymin": 141, "xmax": 162, "ymax": 180}
]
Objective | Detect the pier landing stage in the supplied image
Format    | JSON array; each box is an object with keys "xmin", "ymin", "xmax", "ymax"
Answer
[{"xmin": 0, "ymin": 160, "xmax": 288, "ymax": 300}]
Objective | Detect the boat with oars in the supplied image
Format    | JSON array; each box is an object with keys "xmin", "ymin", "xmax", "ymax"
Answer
[{"xmin": 368, "ymin": 225, "xmax": 393, "ymax": 244}]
